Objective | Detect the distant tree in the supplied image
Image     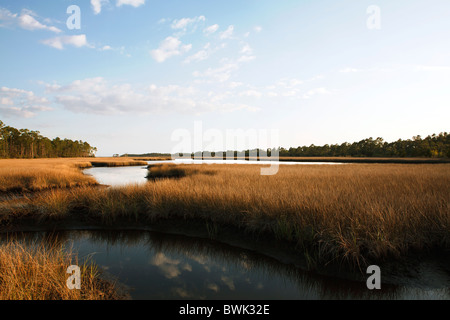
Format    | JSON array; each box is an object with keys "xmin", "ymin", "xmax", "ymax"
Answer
[
  {"xmin": 0, "ymin": 120, "xmax": 97, "ymax": 159},
  {"xmin": 273, "ymin": 132, "xmax": 449, "ymax": 158}
]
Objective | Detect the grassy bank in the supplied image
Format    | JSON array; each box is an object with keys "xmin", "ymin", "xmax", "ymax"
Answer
[
  {"xmin": 0, "ymin": 158, "xmax": 147, "ymax": 193},
  {"xmin": 89, "ymin": 159, "xmax": 148, "ymax": 167},
  {"xmin": 133, "ymin": 157, "xmax": 172, "ymax": 161},
  {"xmin": 0, "ymin": 239, "xmax": 124, "ymax": 300},
  {"xmin": 0, "ymin": 157, "xmax": 150, "ymax": 300},
  {"xmin": 2, "ymin": 162, "xmax": 449, "ymax": 270},
  {"xmin": 147, "ymin": 163, "xmax": 216, "ymax": 179}
]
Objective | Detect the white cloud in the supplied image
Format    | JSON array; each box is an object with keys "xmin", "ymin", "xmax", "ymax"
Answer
[
  {"xmin": 220, "ymin": 25, "xmax": 234, "ymax": 39},
  {"xmin": 338, "ymin": 67, "xmax": 393, "ymax": 74},
  {"xmin": 183, "ymin": 43, "xmax": 218, "ymax": 64},
  {"xmin": 0, "ymin": 87, "xmax": 51, "ymax": 118},
  {"xmin": 18, "ymin": 13, "xmax": 61, "ymax": 33},
  {"xmin": 302, "ymin": 87, "xmax": 331, "ymax": 99},
  {"xmin": 414, "ymin": 65, "xmax": 450, "ymax": 72},
  {"xmin": 184, "ymin": 49, "xmax": 209, "ymax": 63},
  {"xmin": 253, "ymin": 26, "xmax": 262, "ymax": 33},
  {"xmin": 203, "ymin": 24, "xmax": 219, "ymax": 35},
  {"xmin": 282, "ymin": 90, "xmax": 299, "ymax": 97},
  {"xmin": 0, "ymin": 8, "xmax": 17, "ymax": 26},
  {"xmin": 193, "ymin": 63, "xmax": 239, "ymax": 82},
  {"xmin": 192, "ymin": 43, "xmax": 257, "ymax": 83},
  {"xmin": 259, "ymin": 77, "xmax": 333, "ymax": 100},
  {"xmin": 101, "ymin": 45, "xmax": 112, "ymax": 51},
  {"xmin": 116, "ymin": 0, "xmax": 145, "ymax": 7},
  {"xmin": 150, "ymin": 36, "xmax": 192, "ymax": 63},
  {"xmin": 228, "ymin": 82, "xmax": 243, "ymax": 89},
  {"xmin": 239, "ymin": 90, "xmax": 262, "ymax": 98},
  {"xmin": 44, "ymin": 77, "xmax": 259, "ymax": 115},
  {"xmin": 42, "ymin": 34, "xmax": 89, "ymax": 50},
  {"xmin": 93, "ymin": 0, "xmax": 145, "ymax": 13},
  {"xmin": 171, "ymin": 16, "xmax": 205, "ymax": 30},
  {"xmin": 91, "ymin": 0, "xmax": 109, "ymax": 14},
  {"xmin": 339, "ymin": 68, "xmax": 362, "ymax": 73},
  {"xmin": 0, "ymin": 8, "xmax": 61, "ymax": 33},
  {"xmin": 237, "ymin": 55, "xmax": 255, "ymax": 63},
  {"xmin": 240, "ymin": 44, "xmax": 252, "ymax": 55},
  {"xmin": 237, "ymin": 43, "xmax": 255, "ymax": 63},
  {"xmin": 276, "ymin": 78, "xmax": 304, "ymax": 88}
]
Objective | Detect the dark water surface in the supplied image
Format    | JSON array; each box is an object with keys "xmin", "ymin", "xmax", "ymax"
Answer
[{"xmin": 2, "ymin": 230, "xmax": 449, "ymax": 300}]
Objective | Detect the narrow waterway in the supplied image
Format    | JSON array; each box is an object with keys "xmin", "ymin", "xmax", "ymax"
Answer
[{"xmin": 3, "ymin": 230, "xmax": 449, "ymax": 300}]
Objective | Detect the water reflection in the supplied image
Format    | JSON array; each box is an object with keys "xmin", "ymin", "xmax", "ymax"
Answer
[
  {"xmin": 1, "ymin": 230, "xmax": 448, "ymax": 300},
  {"xmin": 83, "ymin": 166, "xmax": 149, "ymax": 187},
  {"xmin": 83, "ymin": 160, "xmax": 343, "ymax": 187}
]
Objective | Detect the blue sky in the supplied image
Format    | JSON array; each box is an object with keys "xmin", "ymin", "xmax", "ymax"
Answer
[{"xmin": 1, "ymin": 0, "xmax": 449, "ymax": 156}]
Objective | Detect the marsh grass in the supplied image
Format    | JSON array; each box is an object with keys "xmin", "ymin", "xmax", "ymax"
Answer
[
  {"xmin": 89, "ymin": 160, "xmax": 148, "ymax": 167},
  {"xmin": 133, "ymin": 157, "xmax": 172, "ymax": 161},
  {"xmin": 146, "ymin": 163, "xmax": 216, "ymax": 180},
  {"xmin": 1, "ymin": 161, "xmax": 449, "ymax": 270},
  {"xmin": 0, "ymin": 158, "xmax": 147, "ymax": 193},
  {"xmin": 0, "ymin": 239, "xmax": 122, "ymax": 300},
  {"xmin": 9, "ymin": 163, "xmax": 447, "ymax": 269}
]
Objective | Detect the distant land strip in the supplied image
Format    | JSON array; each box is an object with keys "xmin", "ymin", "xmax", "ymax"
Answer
[{"xmin": 137, "ymin": 156, "xmax": 450, "ymax": 164}]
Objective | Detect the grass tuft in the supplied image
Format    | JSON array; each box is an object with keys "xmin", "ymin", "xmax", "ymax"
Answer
[{"xmin": 0, "ymin": 239, "xmax": 124, "ymax": 300}]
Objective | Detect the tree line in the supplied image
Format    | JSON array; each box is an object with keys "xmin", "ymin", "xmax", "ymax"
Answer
[
  {"xmin": 278, "ymin": 133, "xmax": 450, "ymax": 158},
  {"xmin": 0, "ymin": 120, "xmax": 97, "ymax": 158},
  {"xmin": 170, "ymin": 132, "xmax": 450, "ymax": 159}
]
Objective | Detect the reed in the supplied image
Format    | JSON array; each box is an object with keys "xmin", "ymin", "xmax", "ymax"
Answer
[
  {"xmin": 89, "ymin": 160, "xmax": 148, "ymax": 167},
  {"xmin": 10, "ymin": 163, "xmax": 447, "ymax": 269},
  {"xmin": 0, "ymin": 239, "xmax": 123, "ymax": 300},
  {"xmin": 1, "ymin": 160, "xmax": 449, "ymax": 269},
  {"xmin": 146, "ymin": 163, "xmax": 216, "ymax": 180},
  {"xmin": 0, "ymin": 165, "xmax": 97, "ymax": 193},
  {"xmin": 0, "ymin": 158, "xmax": 147, "ymax": 193}
]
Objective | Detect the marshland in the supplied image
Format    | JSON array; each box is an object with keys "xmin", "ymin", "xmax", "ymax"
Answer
[
  {"xmin": 0, "ymin": 157, "xmax": 449, "ymax": 300},
  {"xmin": 3, "ymin": 1, "xmax": 450, "ymax": 304}
]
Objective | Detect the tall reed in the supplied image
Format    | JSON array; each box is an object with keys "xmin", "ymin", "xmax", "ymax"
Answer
[
  {"xmin": 0, "ymin": 239, "xmax": 123, "ymax": 300},
  {"xmin": 16, "ymin": 163, "xmax": 448, "ymax": 268},
  {"xmin": 0, "ymin": 158, "xmax": 147, "ymax": 193}
]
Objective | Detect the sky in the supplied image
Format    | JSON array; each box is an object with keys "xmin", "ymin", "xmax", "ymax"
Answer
[{"xmin": 1, "ymin": 0, "xmax": 449, "ymax": 156}]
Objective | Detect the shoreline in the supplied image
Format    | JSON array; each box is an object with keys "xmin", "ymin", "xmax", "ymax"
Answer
[{"xmin": 2, "ymin": 216, "xmax": 449, "ymax": 290}]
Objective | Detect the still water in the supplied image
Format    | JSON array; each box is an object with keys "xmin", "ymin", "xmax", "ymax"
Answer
[
  {"xmin": 3, "ymin": 230, "xmax": 449, "ymax": 300},
  {"xmin": 84, "ymin": 165, "xmax": 150, "ymax": 186}
]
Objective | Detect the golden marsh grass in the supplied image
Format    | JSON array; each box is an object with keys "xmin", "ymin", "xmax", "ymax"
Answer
[
  {"xmin": 4, "ymin": 162, "xmax": 446, "ymax": 269},
  {"xmin": 0, "ymin": 158, "xmax": 147, "ymax": 193},
  {"xmin": 1, "ymin": 160, "xmax": 449, "ymax": 270},
  {"xmin": 0, "ymin": 239, "xmax": 123, "ymax": 300}
]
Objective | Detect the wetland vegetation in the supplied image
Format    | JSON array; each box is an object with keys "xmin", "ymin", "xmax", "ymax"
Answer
[
  {"xmin": 1, "ymin": 160, "xmax": 449, "ymax": 269},
  {"xmin": 0, "ymin": 134, "xmax": 449, "ymax": 299}
]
